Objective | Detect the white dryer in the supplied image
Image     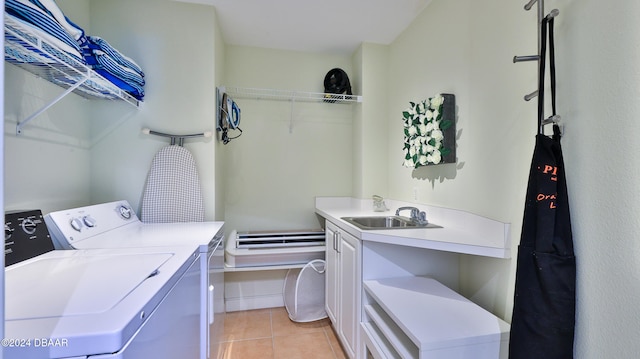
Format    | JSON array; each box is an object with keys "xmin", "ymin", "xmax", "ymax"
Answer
[
  {"xmin": 44, "ymin": 200, "xmax": 225, "ymax": 359},
  {"xmin": 5, "ymin": 246, "xmax": 200, "ymax": 359}
]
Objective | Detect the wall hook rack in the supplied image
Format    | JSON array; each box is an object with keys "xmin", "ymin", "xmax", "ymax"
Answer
[
  {"xmin": 513, "ymin": 0, "xmax": 560, "ymax": 101},
  {"xmin": 514, "ymin": 0, "xmax": 562, "ymax": 131},
  {"xmin": 142, "ymin": 128, "xmax": 212, "ymax": 146}
]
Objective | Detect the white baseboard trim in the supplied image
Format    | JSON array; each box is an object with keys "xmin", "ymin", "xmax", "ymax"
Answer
[{"xmin": 225, "ymin": 294, "xmax": 284, "ymax": 312}]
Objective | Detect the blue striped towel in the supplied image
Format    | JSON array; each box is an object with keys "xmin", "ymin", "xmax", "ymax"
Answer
[
  {"xmin": 6, "ymin": 0, "xmax": 82, "ymax": 56},
  {"xmin": 94, "ymin": 68, "xmax": 145, "ymax": 101},
  {"xmin": 90, "ymin": 49, "xmax": 145, "ymax": 86},
  {"xmin": 87, "ymin": 36, "xmax": 144, "ymax": 77},
  {"xmin": 27, "ymin": 0, "xmax": 85, "ymax": 41},
  {"xmin": 80, "ymin": 36, "xmax": 145, "ymax": 100},
  {"xmin": 9, "ymin": 0, "xmax": 146, "ymax": 101},
  {"xmin": 4, "ymin": 15, "xmax": 84, "ymax": 64}
]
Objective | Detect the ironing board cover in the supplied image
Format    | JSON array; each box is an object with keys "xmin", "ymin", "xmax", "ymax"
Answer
[{"xmin": 141, "ymin": 145, "xmax": 204, "ymax": 223}]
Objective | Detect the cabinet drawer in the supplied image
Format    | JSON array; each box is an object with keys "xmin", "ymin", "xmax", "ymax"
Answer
[{"xmin": 363, "ymin": 303, "xmax": 417, "ymax": 358}]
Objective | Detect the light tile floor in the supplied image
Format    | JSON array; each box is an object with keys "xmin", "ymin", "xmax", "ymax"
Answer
[{"xmin": 214, "ymin": 307, "xmax": 347, "ymax": 359}]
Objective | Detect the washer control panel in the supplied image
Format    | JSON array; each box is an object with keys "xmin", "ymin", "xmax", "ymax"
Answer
[
  {"xmin": 5, "ymin": 210, "xmax": 55, "ymax": 266},
  {"xmin": 44, "ymin": 200, "xmax": 139, "ymax": 249}
]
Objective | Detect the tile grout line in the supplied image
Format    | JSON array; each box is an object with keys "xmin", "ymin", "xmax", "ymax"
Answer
[
  {"xmin": 270, "ymin": 308, "xmax": 276, "ymax": 359},
  {"xmin": 221, "ymin": 308, "xmax": 344, "ymax": 358},
  {"xmin": 323, "ymin": 327, "xmax": 338, "ymax": 359},
  {"xmin": 218, "ymin": 336, "xmax": 273, "ymax": 344}
]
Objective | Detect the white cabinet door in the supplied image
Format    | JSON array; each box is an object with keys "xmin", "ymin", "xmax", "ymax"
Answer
[
  {"xmin": 324, "ymin": 221, "xmax": 361, "ymax": 359},
  {"xmin": 325, "ymin": 223, "xmax": 338, "ymax": 324},
  {"xmin": 338, "ymin": 229, "xmax": 361, "ymax": 358}
]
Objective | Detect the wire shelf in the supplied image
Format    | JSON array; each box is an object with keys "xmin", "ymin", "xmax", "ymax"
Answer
[
  {"xmin": 4, "ymin": 16, "xmax": 139, "ymax": 133},
  {"xmin": 220, "ymin": 86, "xmax": 362, "ymax": 103}
]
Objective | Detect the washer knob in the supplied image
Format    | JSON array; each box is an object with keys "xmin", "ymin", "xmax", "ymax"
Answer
[
  {"xmin": 118, "ymin": 205, "xmax": 132, "ymax": 220},
  {"xmin": 70, "ymin": 217, "xmax": 83, "ymax": 232},
  {"xmin": 83, "ymin": 215, "xmax": 97, "ymax": 228},
  {"xmin": 21, "ymin": 218, "xmax": 37, "ymax": 235},
  {"xmin": 5, "ymin": 224, "xmax": 14, "ymax": 241}
]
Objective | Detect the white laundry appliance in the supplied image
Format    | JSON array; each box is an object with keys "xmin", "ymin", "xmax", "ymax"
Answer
[
  {"xmin": 5, "ymin": 241, "xmax": 201, "ymax": 358},
  {"xmin": 44, "ymin": 200, "xmax": 225, "ymax": 359}
]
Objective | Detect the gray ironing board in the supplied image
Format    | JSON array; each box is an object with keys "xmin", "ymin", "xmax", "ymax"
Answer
[{"xmin": 141, "ymin": 145, "xmax": 204, "ymax": 223}]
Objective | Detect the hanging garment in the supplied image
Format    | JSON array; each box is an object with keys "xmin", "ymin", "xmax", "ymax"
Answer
[
  {"xmin": 509, "ymin": 16, "xmax": 576, "ymax": 359},
  {"xmin": 141, "ymin": 145, "xmax": 205, "ymax": 223}
]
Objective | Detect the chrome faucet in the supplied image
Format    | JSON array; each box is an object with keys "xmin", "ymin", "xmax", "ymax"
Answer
[{"xmin": 395, "ymin": 206, "xmax": 428, "ymax": 225}]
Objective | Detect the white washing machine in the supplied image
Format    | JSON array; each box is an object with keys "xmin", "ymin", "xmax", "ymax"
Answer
[
  {"xmin": 5, "ymin": 246, "xmax": 201, "ymax": 359},
  {"xmin": 44, "ymin": 200, "xmax": 225, "ymax": 359}
]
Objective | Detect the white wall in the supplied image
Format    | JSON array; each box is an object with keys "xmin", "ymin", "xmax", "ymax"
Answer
[
  {"xmin": 384, "ymin": 0, "xmax": 640, "ymax": 357},
  {"xmin": 221, "ymin": 46, "xmax": 355, "ymax": 232},
  {"xmin": 2, "ymin": 1, "xmax": 102, "ymax": 214},
  {"xmin": 352, "ymin": 43, "xmax": 390, "ymax": 199},
  {"xmin": 221, "ymin": 46, "xmax": 356, "ymax": 310},
  {"xmin": 213, "ymin": 9, "xmax": 227, "ymax": 221},
  {"xmin": 556, "ymin": 0, "xmax": 640, "ymax": 357},
  {"xmin": 386, "ymin": 0, "xmax": 534, "ymax": 320},
  {"xmin": 4, "ymin": 0, "xmax": 220, "ymax": 218},
  {"xmin": 3, "ymin": 0, "xmax": 92, "ymax": 214},
  {"xmin": 87, "ymin": 0, "xmax": 219, "ymax": 220},
  {"xmin": 4, "ymin": 52, "xmax": 92, "ymax": 213}
]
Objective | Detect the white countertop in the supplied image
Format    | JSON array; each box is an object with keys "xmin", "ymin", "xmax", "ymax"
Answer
[{"xmin": 315, "ymin": 197, "xmax": 511, "ymax": 258}]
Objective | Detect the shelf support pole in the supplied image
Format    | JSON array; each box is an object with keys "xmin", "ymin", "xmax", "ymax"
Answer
[{"xmin": 16, "ymin": 75, "xmax": 90, "ymax": 135}]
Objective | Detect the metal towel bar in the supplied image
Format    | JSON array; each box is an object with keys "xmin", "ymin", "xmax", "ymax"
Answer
[{"xmin": 142, "ymin": 128, "xmax": 212, "ymax": 146}]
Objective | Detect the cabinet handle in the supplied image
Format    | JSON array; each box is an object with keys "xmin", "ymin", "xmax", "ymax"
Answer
[
  {"xmin": 333, "ymin": 231, "xmax": 337, "ymax": 251},
  {"xmin": 336, "ymin": 232, "xmax": 341, "ymax": 254}
]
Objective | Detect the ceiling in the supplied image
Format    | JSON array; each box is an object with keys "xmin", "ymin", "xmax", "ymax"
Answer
[{"xmin": 175, "ymin": 0, "xmax": 433, "ymax": 54}]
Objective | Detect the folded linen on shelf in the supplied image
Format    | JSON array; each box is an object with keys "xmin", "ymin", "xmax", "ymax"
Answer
[
  {"xmin": 28, "ymin": 0, "xmax": 84, "ymax": 41},
  {"xmin": 78, "ymin": 35, "xmax": 145, "ymax": 100},
  {"xmin": 82, "ymin": 37, "xmax": 145, "ymax": 85},
  {"xmin": 4, "ymin": 15, "xmax": 84, "ymax": 64},
  {"xmin": 92, "ymin": 49, "xmax": 145, "ymax": 85},
  {"xmin": 87, "ymin": 36, "xmax": 144, "ymax": 76},
  {"xmin": 93, "ymin": 68, "xmax": 145, "ymax": 101},
  {"xmin": 7, "ymin": 0, "xmax": 146, "ymax": 101},
  {"xmin": 5, "ymin": 0, "xmax": 83, "ymax": 58}
]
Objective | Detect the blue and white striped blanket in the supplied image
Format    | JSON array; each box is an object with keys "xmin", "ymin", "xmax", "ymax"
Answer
[
  {"xmin": 5, "ymin": 0, "xmax": 83, "ymax": 60},
  {"xmin": 81, "ymin": 37, "xmax": 145, "ymax": 100},
  {"xmin": 83, "ymin": 37, "xmax": 145, "ymax": 84},
  {"xmin": 7, "ymin": 0, "xmax": 146, "ymax": 101},
  {"xmin": 28, "ymin": 0, "xmax": 84, "ymax": 41},
  {"xmin": 87, "ymin": 36, "xmax": 144, "ymax": 76},
  {"xmin": 4, "ymin": 15, "xmax": 83, "ymax": 65}
]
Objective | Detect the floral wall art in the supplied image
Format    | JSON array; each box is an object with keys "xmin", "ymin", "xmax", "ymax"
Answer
[{"xmin": 402, "ymin": 93, "xmax": 456, "ymax": 168}]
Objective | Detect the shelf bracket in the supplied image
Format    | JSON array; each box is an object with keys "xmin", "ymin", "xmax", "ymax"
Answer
[{"xmin": 16, "ymin": 74, "xmax": 90, "ymax": 135}]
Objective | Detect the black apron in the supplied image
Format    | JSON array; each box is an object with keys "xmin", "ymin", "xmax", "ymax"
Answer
[{"xmin": 509, "ymin": 16, "xmax": 576, "ymax": 359}]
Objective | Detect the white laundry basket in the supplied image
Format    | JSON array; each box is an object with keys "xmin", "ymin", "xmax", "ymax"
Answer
[{"xmin": 283, "ymin": 259, "xmax": 328, "ymax": 322}]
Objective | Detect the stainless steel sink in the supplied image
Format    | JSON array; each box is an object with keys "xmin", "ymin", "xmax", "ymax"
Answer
[{"xmin": 340, "ymin": 216, "xmax": 442, "ymax": 230}]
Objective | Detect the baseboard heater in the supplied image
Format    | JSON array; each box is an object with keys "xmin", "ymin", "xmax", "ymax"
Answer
[{"xmin": 225, "ymin": 229, "xmax": 325, "ymax": 270}]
